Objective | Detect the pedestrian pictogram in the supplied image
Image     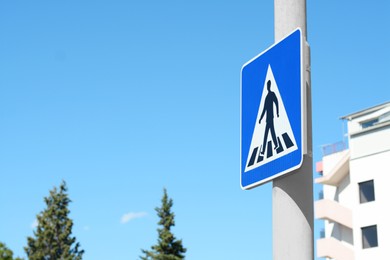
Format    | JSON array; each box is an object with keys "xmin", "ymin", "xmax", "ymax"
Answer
[
  {"xmin": 240, "ymin": 28, "xmax": 304, "ymax": 189},
  {"xmin": 245, "ymin": 65, "xmax": 298, "ymax": 172}
]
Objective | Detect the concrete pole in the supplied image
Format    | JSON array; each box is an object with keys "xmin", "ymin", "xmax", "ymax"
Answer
[{"xmin": 273, "ymin": 0, "xmax": 314, "ymax": 259}]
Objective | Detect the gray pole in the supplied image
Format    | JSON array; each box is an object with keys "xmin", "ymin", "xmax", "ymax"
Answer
[{"xmin": 273, "ymin": 0, "xmax": 314, "ymax": 259}]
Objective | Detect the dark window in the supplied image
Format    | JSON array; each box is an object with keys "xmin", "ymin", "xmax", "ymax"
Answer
[
  {"xmin": 359, "ymin": 180, "xmax": 375, "ymax": 203},
  {"xmin": 362, "ymin": 225, "xmax": 378, "ymax": 249},
  {"xmin": 361, "ymin": 118, "xmax": 378, "ymax": 129}
]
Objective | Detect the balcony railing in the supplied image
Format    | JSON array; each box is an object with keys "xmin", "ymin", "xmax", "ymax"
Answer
[
  {"xmin": 321, "ymin": 141, "xmax": 347, "ymax": 156},
  {"xmin": 315, "ymin": 150, "xmax": 350, "ymax": 186}
]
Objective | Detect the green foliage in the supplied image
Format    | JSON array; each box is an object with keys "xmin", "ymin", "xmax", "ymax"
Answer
[
  {"xmin": 140, "ymin": 189, "xmax": 186, "ymax": 260},
  {"xmin": 24, "ymin": 181, "xmax": 84, "ymax": 260},
  {"xmin": 0, "ymin": 242, "xmax": 13, "ymax": 260},
  {"xmin": 0, "ymin": 242, "xmax": 23, "ymax": 260}
]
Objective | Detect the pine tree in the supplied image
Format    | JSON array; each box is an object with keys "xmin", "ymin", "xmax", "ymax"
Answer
[
  {"xmin": 141, "ymin": 189, "xmax": 186, "ymax": 260},
  {"xmin": 24, "ymin": 181, "xmax": 84, "ymax": 260},
  {"xmin": 0, "ymin": 242, "xmax": 23, "ymax": 260}
]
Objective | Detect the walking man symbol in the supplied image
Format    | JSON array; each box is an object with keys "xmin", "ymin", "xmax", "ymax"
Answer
[
  {"xmin": 244, "ymin": 64, "xmax": 298, "ymax": 172},
  {"xmin": 258, "ymin": 80, "xmax": 279, "ymax": 155}
]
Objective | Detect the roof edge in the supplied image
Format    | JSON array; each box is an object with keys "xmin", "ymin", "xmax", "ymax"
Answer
[{"xmin": 340, "ymin": 101, "xmax": 390, "ymax": 120}]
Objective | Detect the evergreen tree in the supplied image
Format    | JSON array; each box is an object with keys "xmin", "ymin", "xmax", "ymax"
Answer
[
  {"xmin": 0, "ymin": 242, "xmax": 23, "ymax": 260},
  {"xmin": 24, "ymin": 181, "xmax": 84, "ymax": 260},
  {"xmin": 141, "ymin": 189, "xmax": 186, "ymax": 260}
]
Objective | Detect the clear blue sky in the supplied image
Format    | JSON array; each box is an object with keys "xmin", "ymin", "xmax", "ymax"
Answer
[{"xmin": 1, "ymin": 1, "xmax": 389, "ymax": 259}]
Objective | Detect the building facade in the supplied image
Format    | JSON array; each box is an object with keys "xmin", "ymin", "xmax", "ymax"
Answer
[{"xmin": 315, "ymin": 102, "xmax": 390, "ymax": 260}]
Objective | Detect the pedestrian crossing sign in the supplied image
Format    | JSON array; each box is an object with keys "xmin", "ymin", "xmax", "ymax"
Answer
[{"xmin": 240, "ymin": 28, "xmax": 304, "ymax": 189}]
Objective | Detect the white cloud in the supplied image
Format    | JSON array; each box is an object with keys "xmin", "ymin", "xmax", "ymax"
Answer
[
  {"xmin": 120, "ymin": 212, "xmax": 147, "ymax": 224},
  {"xmin": 31, "ymin": 219, "xmax": 38, "ymax": 229},
  {"xmin": 83, "ymin": 226, "xmax": 90, "ymax": 231}
]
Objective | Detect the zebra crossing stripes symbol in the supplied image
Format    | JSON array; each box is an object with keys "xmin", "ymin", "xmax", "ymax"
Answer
[
  {"xmin": 247, "ymin": 132, "xmax": 295, "ymax": 167},
  {"xmin": 245, "ymin": 65, "xmax": 298, "ymax": 173}
]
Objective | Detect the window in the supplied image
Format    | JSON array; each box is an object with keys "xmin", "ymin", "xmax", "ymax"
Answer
[
  {"xmin": 361, "ymin": 118, "xmax": 378, "ymax": 129},
  {"xmin": 359, "ymin": 180, "xmax": 375, "ymax": 203},
  {"xmin": 362, "ymin": 225, "xmax": 378, "ymax": 249}
]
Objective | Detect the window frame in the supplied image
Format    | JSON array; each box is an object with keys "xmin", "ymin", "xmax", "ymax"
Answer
[
  {"xmin": 359, "ymin": 180, "xmax": 375, "ymax": 204},
  {"xmin": 361, "ymin": 225, "xmax": 378, "ymax": 249}
]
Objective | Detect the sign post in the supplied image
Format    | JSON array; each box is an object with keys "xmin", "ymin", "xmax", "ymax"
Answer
[
  {"xmin": 240, "ymin": 0, "xmax": 313, "ymax": 259},
  {"xmin": 273, "ymin": 0, "xmax": 313, "ymax": 259}
]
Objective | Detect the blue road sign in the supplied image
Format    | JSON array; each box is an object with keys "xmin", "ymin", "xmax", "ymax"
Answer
[{"xmin": 240, "ymin": 28, "xmax": 304, "ymax": 190}]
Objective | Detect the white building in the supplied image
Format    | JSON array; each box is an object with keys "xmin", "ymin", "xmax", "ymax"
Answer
[{"xmin": 315, "ymin": 101, "xmax": 390, "ymax": 260}]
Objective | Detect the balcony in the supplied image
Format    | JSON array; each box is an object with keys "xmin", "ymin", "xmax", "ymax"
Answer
[
  {"xmin": 320, "ymin": 141, "xmax": 347, "ymax": 156},
  {"xmin": 315, "ymin": 150, "xmax": 350, "ymax": 186},
  {"xmin": 315, "ymin": 199, "xmax": 353, "ymax": 229},
  {"xmin": 317, "ymin": 237, "xmax": 354, "ymax": 260}
]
